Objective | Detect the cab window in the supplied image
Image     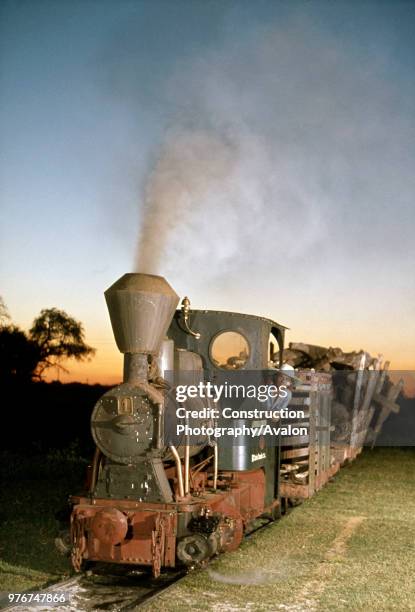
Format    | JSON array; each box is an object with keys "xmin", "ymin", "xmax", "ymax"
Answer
[{"xmin": 210, "ymin": 331, "xmax": 250, "ymax": 370}]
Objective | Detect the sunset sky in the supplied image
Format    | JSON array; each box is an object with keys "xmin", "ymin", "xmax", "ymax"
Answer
[{"xmin": 1, "ymin": 0, "xmax": 414, "ymax": 386}]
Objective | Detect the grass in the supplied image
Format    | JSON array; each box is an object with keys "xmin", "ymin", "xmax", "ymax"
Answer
[
  {"xmin": 1, "ymin": 448, "xmax": 414, "ymax": 610},
  {"xmin": 0, "ymin": 446, "xmax": 87, "ymax": 593},
  {"xmin": 149, "ymin": 448, "xmax": 415, "ymax": 612}
]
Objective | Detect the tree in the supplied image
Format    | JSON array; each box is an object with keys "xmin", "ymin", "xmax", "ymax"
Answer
[
  {"xmin": 29, "ymin": 308, "xmax": 96, "ymax": 379},
  {"xmin": 0, "ymin": 325, "xmax": 41, "ymax": 383},
  {"xmin": 0, "ymin": 296, "xmax": 11, "ymax": 327}
]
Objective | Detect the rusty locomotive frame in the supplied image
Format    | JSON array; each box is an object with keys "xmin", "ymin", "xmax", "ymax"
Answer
[{"xmin": 69, "ymin": 273, "xmax": 400, "ymax": 577}]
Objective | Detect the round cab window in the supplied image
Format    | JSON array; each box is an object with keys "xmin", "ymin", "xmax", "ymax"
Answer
[{"xmin": 210, "ymin": 331, "xmax": 250, "ymax": 370}]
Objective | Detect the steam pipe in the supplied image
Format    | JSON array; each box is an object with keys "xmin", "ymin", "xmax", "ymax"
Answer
[
  {"xmin": 184, "ymin": 418, "xmax": 190, "ymax": 495},
  {"xmin": 170, "ymin": 445, "xmax": 184, "ymax": 499},
  {"xmin": 213, "ymin": 443, "xmax": 218, "ymax": 490}
]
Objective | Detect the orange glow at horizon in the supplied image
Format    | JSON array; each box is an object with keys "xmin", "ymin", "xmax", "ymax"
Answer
[
  {"xmin": 44, "ymin": 326, "xmax": 415, "ymax": 398},
  {"xmin": 44, "ymin": 344, "xmax": 123, "ymax": 386}
]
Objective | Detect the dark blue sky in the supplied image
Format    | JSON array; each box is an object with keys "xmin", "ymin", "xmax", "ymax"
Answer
[{"xmin": 1, "ymin": 0, "xmax": 414, "ymax": 382}]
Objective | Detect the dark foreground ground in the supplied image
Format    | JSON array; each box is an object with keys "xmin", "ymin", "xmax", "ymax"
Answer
[
  {"xmin": 1, "ymin": 448, "xmax": 414, "ymax": 611},
  {"xmin": 0, "ymin": 448, "xmax": 86, "ymax": 592},
  {"xmin": 0, "ymin": 382, "xmax": 104, "ymax": 591}
]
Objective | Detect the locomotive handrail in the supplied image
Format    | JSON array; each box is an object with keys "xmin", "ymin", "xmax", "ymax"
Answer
[{"xmin": 170, "ymin": 445, "xmax": 185, "ymax": 499}]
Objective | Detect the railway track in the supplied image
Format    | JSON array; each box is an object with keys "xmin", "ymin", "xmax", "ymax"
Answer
[
  {"xmin": 1, "ymin": 512, "xmax": 289, "ymax": 611},
  {"xmin": 1, "ymin": 567, "xmax": 186, "ymax": 612}
]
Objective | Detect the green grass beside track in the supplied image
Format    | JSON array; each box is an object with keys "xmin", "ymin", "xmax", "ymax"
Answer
[{"xmin": 150, "ymin": 448, "xmax": 415, "ymax": 612}]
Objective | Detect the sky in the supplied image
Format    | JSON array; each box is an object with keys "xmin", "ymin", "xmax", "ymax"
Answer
[{"xmin": 1, "ymin": 0, "xmax": 414, "ymax": 386}]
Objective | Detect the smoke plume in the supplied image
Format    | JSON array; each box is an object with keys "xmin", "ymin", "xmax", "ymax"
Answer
[
  {"xmin": 136, "ymin": 123, "xmax": 323, "ymax": 277},
  {"xmin": 134, "ymin": 14, "xmax": 414, "ymax": 301}
]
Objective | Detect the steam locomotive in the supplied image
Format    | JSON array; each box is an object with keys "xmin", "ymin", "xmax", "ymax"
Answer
[{"xmin": 69, "ymin": 273, "xmax": 393, "ymax": 577}]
